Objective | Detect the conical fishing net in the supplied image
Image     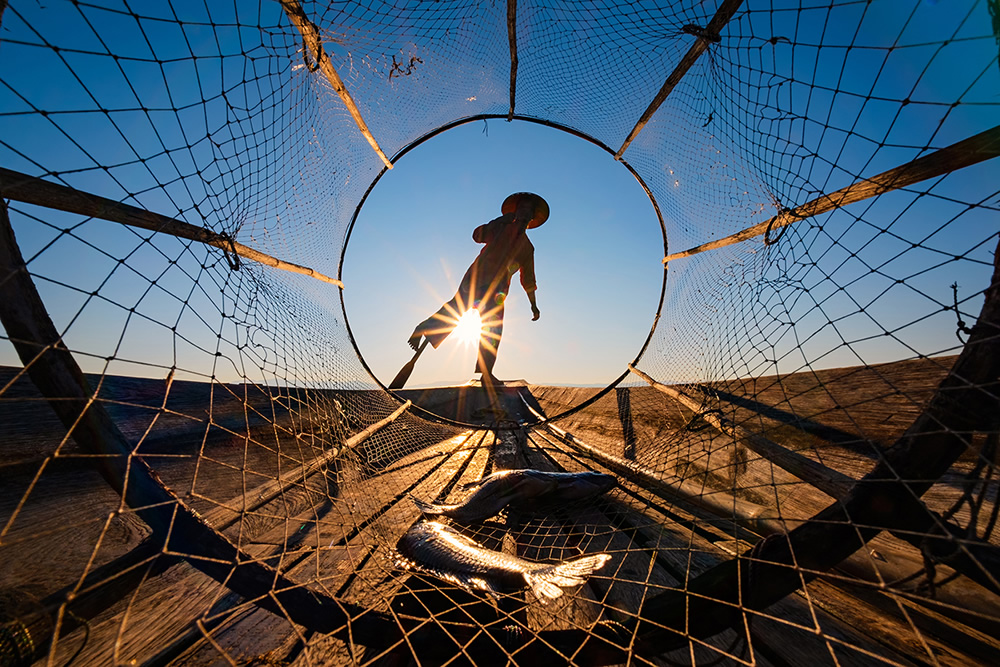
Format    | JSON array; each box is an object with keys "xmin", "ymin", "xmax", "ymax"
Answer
[{"xmin": 1, "ymin": 1, "xmax": 999, "ymax": 665}]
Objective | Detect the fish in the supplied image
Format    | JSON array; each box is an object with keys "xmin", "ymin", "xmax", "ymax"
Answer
[
  {"xmin": 395, "ymin": 520, "xmax": 611, "ymax": 602},
  {"xmin": 410, "ymin": 469, "xmax": 617, "ymax": 524}
]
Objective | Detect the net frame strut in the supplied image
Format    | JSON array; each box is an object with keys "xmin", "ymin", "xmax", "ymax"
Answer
[
  {"xmin": 0, "ymin": 167, "xmax": 344, "ymax": 288},
  {"xmin": 662, "ymin": 123, "xmax": 1000, "ymax": 264},
  {"xmin": 507, "ymin": 0, "xmax": 518, "ymax": 121},
  {"xmin": 614, "ymin": 0, "xmax": 745, "ymax": 160},
  {"xmin": 279, "ymin": 0, "xmax": 393, "ymax": 169}
]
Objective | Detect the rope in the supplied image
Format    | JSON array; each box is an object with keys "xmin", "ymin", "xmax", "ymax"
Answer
[{"xmin": 951, "ymin": 282, "xmax": 974, "ymax": 343}]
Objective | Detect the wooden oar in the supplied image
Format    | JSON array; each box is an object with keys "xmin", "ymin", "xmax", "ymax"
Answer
[{"xmin": 389, "ymin": 339, "xmax": 428, "ymax": 389}]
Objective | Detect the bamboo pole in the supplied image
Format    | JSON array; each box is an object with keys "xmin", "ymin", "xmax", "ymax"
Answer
[
  {"xmin": 517, "ymin": 394, "xmax": 782, "ymax": 535},
  {"xmin": 279, "ymin": 0, "xmax": 393, "ymax": 169},
  {"xmin": 542, "ymin": 423, "xmax": 783, "ymax": 536},
  {"xmin": 627, "ymin": 364, "xmax": 855, "ymax": 499},
  {"xmin": 615, "ymin": 0, "xmax": 745, "ymax": 159},
  {"xmin": 0, "ymin": 167, "xmax": 344, "ymax": 288},
  {"xmin": 663, "ymin": 123, "xmax": 1000, "ymax": 264},
  {"xmin": 507, "ymin": 0, "xmax": 518, "ymax": 121},
  {"xmin": 627, "ymin": 363, "xmax": 1000, "ymax": 596}
]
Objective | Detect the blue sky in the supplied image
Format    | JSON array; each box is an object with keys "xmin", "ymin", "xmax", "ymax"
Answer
[
  {"xmin": 0, "ymin": 0, "xmax": 998, "ymax": 392},
  {"xmin": 342, "ymin": 120, "xmax": 664, "ymax": 387}
]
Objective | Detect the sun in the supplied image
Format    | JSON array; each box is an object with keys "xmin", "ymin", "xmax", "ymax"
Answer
[{"xmin": 452, "ymin": 310, "xmax": 484, "ymax": 348}]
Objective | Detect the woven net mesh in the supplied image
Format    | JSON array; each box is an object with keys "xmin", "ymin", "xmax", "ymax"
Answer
[{"xmin": 2, "ymin": 1, "xmax": 999, "ymax": 665}]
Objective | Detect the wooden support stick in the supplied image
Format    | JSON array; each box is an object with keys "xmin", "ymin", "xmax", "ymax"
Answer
[
  {"xmin": 0, "ymin": 167, "xmax": 344, "ymax": 288},
  {"xmin": 615, "ymin": 0, "xmax": 745, "ymax": 159},
  {"xmin": 542, "ymin": 421, "xmax": 783, "ymax": 536},
  {"xmin": 627, "ymin": 363, "xmax": 1000, "ymax": 597},
  {"xmin": 662, "ymin": 123, "xmax": 1000, "ymax": 264},
  {"xmin": 279, "ymin": 0, "xmax": 393, "ymax": 169},
  {"xmin": 627, "ymin": 364, "xmax": 855, "ymax": 499},
  {"xmin": 506, "ymin": 0, "xmax": 518, "ymax": 121},
  {"xmin": 517, "ymin": 394, "xmax": 782, "ymax": 535}
]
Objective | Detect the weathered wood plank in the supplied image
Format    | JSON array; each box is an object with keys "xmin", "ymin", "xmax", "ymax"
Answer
[
  {"xmin": 198, "ymin": 400, "xmax": 411, "ymax": 531},
  {"xmin": 298, "ymin": 432, "xmax": 495, "ymax": 665},
  {"xmin": 629, "ymin": 364, "xmax": 855, "ymax": 500},
  {"xmin": 523, "ymin": 430, "xmax": 781, "ymax": 666},
  {"xmin": 339, "ymin": 432, "xmax": 494, "ymax": 611},
  {"xmin": 801, "ymin": 577, "xmax": 1000, "ymax": 667},
  {"xmin": 535, "ymin": 431, "xmax": 952, "ymax": 667},
  {"xmin": 538, "ymin": 419, "xmax": 785, "ymax": 536},
  {"xmin": 48, "ymin": 432, "xmax": 475, "ymax": 665},
  {"xmin": 629, "ymin": 364, "xmax": 1000, "ymax": 598},
  {"xmin": 532, "ymin": 419, "xmax": 998, "ymax": 666},
  {"xmin": 159, "ymin": 431, "xmax": 486, "ymax": 666}
]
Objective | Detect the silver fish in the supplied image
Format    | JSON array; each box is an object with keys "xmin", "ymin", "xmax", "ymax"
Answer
[
  {"xmin": 395, "ymin": 520, "xmax": 611, "ymax": 601},
  {"xmin": 411, "ymin": 469, "xmax": 617, "ymax": 523}
]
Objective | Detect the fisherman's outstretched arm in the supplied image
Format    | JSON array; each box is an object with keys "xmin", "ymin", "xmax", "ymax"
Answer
[
  {"xmin": 519, "ymin": 250, "xmax": 540, "ymax": 320},
  {"xmin": 527, "ymin": 289, "xmax": 540, "ymax": 321}
]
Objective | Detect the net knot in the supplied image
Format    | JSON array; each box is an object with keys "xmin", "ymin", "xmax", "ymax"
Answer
[
  {"xmin": 303, "ymin": 40, "xmax": 320, "ymax": 73},
  {"xmin": 682, "ymin": 24, "xmax": 721, "ymax": 43},
  {"xmin": 216, "ymin": 232, "xmax": 241, "ymax": 271},
  {"xmin": 764, "ymin": 212, "xmax": 790, "ymax": 245}
]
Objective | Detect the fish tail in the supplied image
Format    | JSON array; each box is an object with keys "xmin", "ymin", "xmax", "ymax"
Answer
[
  {"xmin": 524, "ymin": 553, "xmax": 612, "ymax": 601},
  {"xmin": 409, "ymin": 494, "xmax": 448, "ymax": 515}
]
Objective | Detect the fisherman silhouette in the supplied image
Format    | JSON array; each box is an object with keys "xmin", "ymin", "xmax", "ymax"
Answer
[{"xmin": 406, "ymin": 192, "xmax": 548, "ymax": 386}]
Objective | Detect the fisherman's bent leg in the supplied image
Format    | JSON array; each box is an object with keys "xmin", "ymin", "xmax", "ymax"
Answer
[{"xmin": 410, "ymin": 297, "xmax": 462, "ymax": 350}]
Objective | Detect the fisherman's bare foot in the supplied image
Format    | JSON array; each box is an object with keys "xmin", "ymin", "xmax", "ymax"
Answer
[
  {"xmin": 480, "ymin": 372, "xmax": 503, "ymax": 387},
  {"xmin": 407, "ymin": 328, "xmax": 423, "ymax": 351}
]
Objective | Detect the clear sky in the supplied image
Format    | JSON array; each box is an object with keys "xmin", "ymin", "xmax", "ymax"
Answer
[
  {"xmin": 0, "ymin": 0, "xmax": 997, "ymax": 393},
  {"xmin": 341, "ymin": 120, "xmax": 664, "ymax": 387}
]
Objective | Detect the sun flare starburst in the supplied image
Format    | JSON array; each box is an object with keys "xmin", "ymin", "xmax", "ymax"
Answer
[{"xmin": 452, "ymin": 310, "xmax": 484, "ymax": 348}]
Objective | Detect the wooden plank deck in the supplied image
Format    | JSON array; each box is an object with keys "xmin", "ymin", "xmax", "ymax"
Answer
[
  {"xmin": 157, "ymin": 430, "xmax": 490, "ymax": 665},
  {"xmin": 3, "ymin": 356, "xmax": 999, "ymax": 666},
  {"xmin": 527, "ymin": 427, "xmax": 931, "ymax": 667},
  {"xmin": 24, "ymin": 429, "xmax": 475, "ymax": 665}
]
